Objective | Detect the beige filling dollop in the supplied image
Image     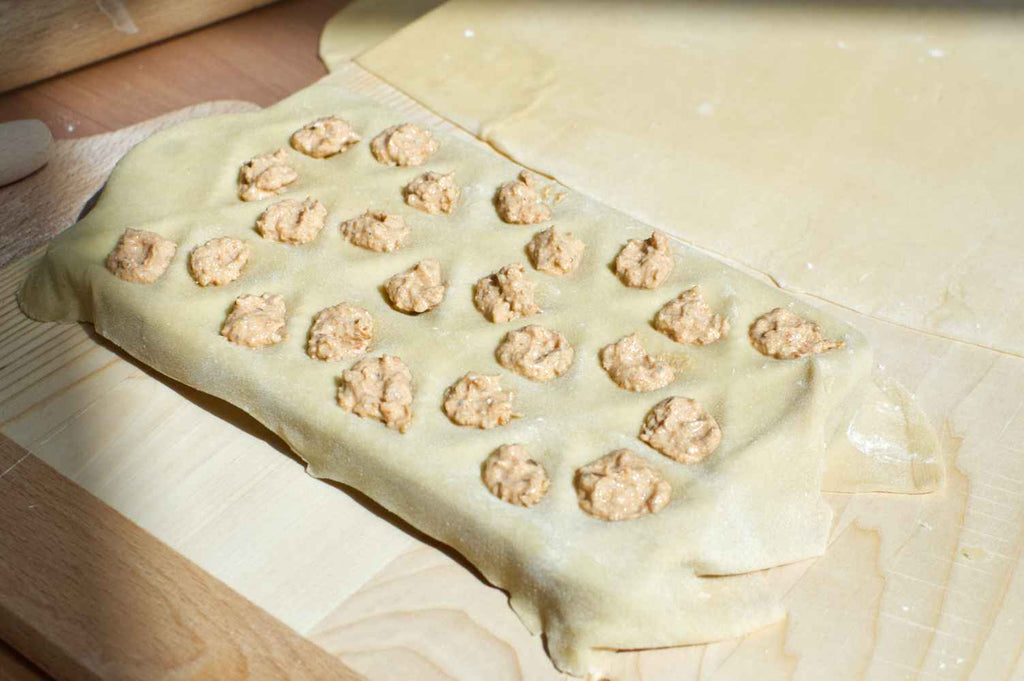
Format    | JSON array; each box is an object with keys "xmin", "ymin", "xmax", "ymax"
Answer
[
  {"xmin": 599, "ymin": 333, "xmax": 675, "ymax": 392},
  {"xmin": 307, "ymin": 303, "xmax": 373, "ymax": 362},
  {"xmin": 337, "ymin": 355, "xmax": 414, "ymax": 432},
  {"xmin": 403, "ymin": 171, "xmax": 460, "ymax": 215},
  {"xmin": 256, "ymin": 197, "xmax": 327, "ymax": 245},
  {"xmin": 341, "ymin": 210, "xmax": 410, "ymax": 252},
  {"xmin": 749, "ymin": 307, "xmax": 844, "ymax": 359},
  {"xmin": 443, "ymin": 372, "xmax": 519, "ymax": 429},
  {"xmin": 654, "ymin": 286, "xmax": 729, "ymax": 345},
  {"xmin": 482, "ymin": 444, "xmax": 550, "ymax": 507},
  {"xmin": 495, "ymin": 324, "xmax": 574, "ymax": 382},
  {"xmin": 614, "ymin": 230, "xmax": 674, "ymax": 289},
  {"xmin": 495, "ymin": 171, "xmax": 553, "ymax": 224},
  {"xmin": 384, "ymin": 260, "xmax": 446, "ymax": 314},
  {"xmin": 473, "ymin": 263, "xmax": 540, "ymax": 323},
  {"xmin": 105, "ymin": 228, "xmax": 177, "ymax": 284},
  {"xmin": 188, "ymin": 237, "xmax": 250, "ymax": 287},
  {"xmin": 575, "ymin": 449, "xmax": 671, "ymax": 521},
  {"xmin": 290, "ymin": 116, "xmax": 360, "ymax": 158},
  {"xmin": 220, "ymin": 293, "xmax": 287, "ymax": 349},
  {"xmin": 237, "ymin": 148, "xmax": 297, "ymax": 202},
  {"xmin": 526, "ymin": 225, "xmax": 585, "ymax": 276},
  {"xmin": 369, "ymin": 123, "xmax": 439, "ymax": 166},
  {"xmin": 639, "ymin": 396, "xmax": 721, "ymax": 464}
]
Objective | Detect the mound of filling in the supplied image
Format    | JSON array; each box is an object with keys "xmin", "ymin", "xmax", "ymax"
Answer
[
  {"xmin": 188, "ymin": 237, "xmax": 250, "ymax": 287},
  {"xmin": 256, "ymin": 197, "xmax": 327, "ymax": 244},
  {"xmin": 599, "ymin": 333, "xmax": 675, "ymax": 392},
  {"xmin": 614, "ymin": 230, "xmax": 674, "ymax": 289},
  {"xmin": 403, "ymin": 171, "xmax": 460, "ymax": 215},
  {"xmin": 105, "ymin": 228, "xmax": 177, "ymax": 284},
  {"xmin": 384, "ymin": 260, "xmax": 446, "ymax": 314},
  {"xmin": 575, "ymin": 450, "xmax": 671, "ymax": 521},
  {"xmin": 337, "ymin": 355, "xmax": 414, "ymax": 432},
  {"xmin": 639, "ymin": 397, "xmax": 721, "ymax": 464},
  {"xmin": 370, "ymin": 123, "xmax": 439, "ymax": 166},
  {"xmin": 749, "ymin": 308, "xmax": 844, "ymax": 359},
  {"xmin": 526, "ymin": 226, "xmax": 585, "ymax": 276},
  {"xmin": 495, "ymin": 171, "xmax": 552, "ymax": 224},
  {"xmin": 495, "ymin": 325, "xmax": 574, "ymax": 382},
  {"xmin": 290, "ymin": 116, "xmax": 360, "ymax": 158},
  {"xmin": 237, "ymin": 149, "xmax": 297, "ymax": 201},
  {"xmin": 482, "ymin": 444, "xmax": 550, "ymax": 507},
  {"xmin": 473, "ymin": 263, "xmax": 540, "ymax": 323},
  {"xmin": 443, "ymin": 373, "xmax": 518, "ymax": 429},
  {"xmin": 307, "ymin": 303, "xmax": 373, "ymax": 362},
  {"xmin": 220, "ymin": 293, "xmax": 287, "ymax": 349},
  {"xmin": 341, "ymin": 210, "xmax": 410, "ymax": 252},
  {"xmin": 654, "ymin": 286, "xmax": 729, "ymax": 345}
]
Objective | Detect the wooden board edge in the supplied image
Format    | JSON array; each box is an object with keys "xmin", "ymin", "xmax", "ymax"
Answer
[{"xmin": 0, "ymin": 434, "xmax": 365, "ymax": 681}]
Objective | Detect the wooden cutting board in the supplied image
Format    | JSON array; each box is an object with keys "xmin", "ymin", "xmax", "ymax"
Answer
[{"xmin": 1, "ymin": 64, "xmax": 1022, "ymax": 681}]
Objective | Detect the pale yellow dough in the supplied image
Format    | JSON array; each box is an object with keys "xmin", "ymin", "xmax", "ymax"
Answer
[
  {"xmin": 355, "ymin": 1, "xmax": 1024, "ymax": 356},
  {"xmin": 318, "ymin": 0, "xmax": 445, "ymax": 67},
  {"xmin": 18, "ymin": 81, "xmax": 941, "ymax": 675}
]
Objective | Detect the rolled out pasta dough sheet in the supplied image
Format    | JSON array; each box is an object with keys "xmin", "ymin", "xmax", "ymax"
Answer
[
  {"xmin": 354, "ymin": 0, "xmax": 1024, "ymax": 357},
  {"xmin": 318, "ymin": 0, "xmax": 445, "ymax": 68},
  {"xmin": 18, "ymin": 79, "xmax": 935, "ymax": 674}
]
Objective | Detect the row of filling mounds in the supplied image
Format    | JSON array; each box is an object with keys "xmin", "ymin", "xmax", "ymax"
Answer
[{"xmin": 101, "ymin": 115, "xmax": 845, "ymax": 522}]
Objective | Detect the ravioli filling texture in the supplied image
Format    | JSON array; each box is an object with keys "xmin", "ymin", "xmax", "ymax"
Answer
[{"xmin": 18, "ymin": 82, "xmax": 942, "ymax": 676}]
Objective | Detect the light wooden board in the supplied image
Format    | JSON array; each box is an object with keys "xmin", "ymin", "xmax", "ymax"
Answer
[
  {"xmin": 0, "ymin": 434, "xmax": 365, "ymax": 681},
  {"xmin": 1, "ymin": 64, "xmax": 1022, "ymax": 680}
]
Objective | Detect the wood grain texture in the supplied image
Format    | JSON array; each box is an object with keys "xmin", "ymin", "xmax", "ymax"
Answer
[
  {"xmin": 0, "ymin": 0, "xmax": 281, "ymax": 93},
  {"xmin": 0, "ymin": 0, "xmax": 340, "ymax": 139},
  {"xmin": 0, "ymin": 61, "xmax": 1021, "ymax": 679},
  {"xmin": 0, "ymin": 435, "xmax": 366, "ymax": 681},
  {"xmin": 0, "ymin": 639, "xmax": 51, "ymax": 681}
]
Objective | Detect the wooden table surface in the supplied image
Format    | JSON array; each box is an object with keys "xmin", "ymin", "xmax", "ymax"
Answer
[{"xmin": 0, "ymin": 0, "xmax": 338, "ymax": 140}]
